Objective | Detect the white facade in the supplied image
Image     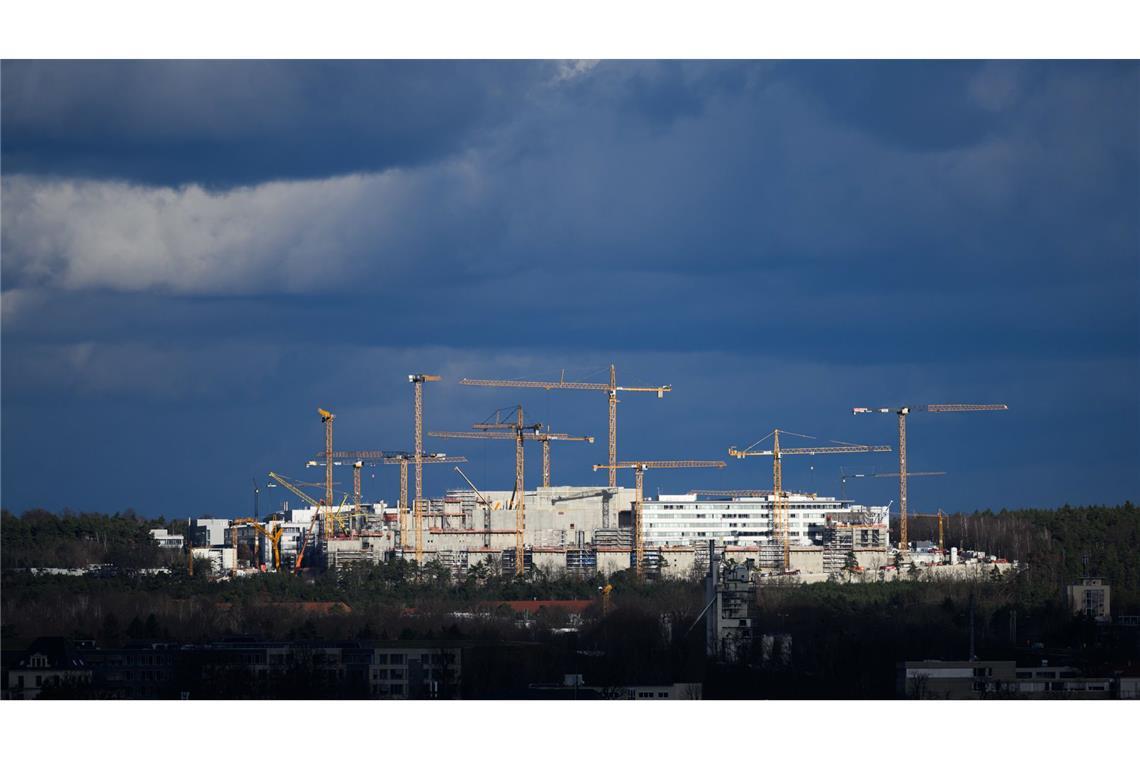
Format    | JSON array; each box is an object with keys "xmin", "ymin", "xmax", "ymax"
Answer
[
  {"xmin": 191, "ymin": 546, "xmax": 236, "ymax": 574},
  {"xmin": 149, "ymin": 528, "xmax": 184, "ymax": 549},
  {"xmin": 643, "ymin": 493, "xmax": 889, "ymax": 548},
  {"xmin": 191, "ymin": 518, "xmax": 232, "ymax": 547}
]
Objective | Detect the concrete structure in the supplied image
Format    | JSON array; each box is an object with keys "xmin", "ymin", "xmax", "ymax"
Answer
[
  {"xmin": 899, "ymin": 659, "xmax": 1118, "ymax": 699},
  {"xmin": 1067, "ymin": 578, "xmax": 1111, "ymax": 622},
  {"xmin": 323, "ymin": 535, "xmax": 394, "ymax": 569},
  {"xmin": 149, "ymin": 528, "xmax": 184, "ymax": 550},
  {"xmin": 419, "ymin": 486, "xmax": 636, "ymax": 555},
  {"xmin": 180, "ymin": 484, "xmax": 1026, "ymax": 589},
  {"xmin": 191, "ymin": 546, "xmax": 236, "ymax": 575},
  {"xmin": 705, "ymin": 552, "xmax": 755, "ymax": 662},
  {"xmin": 191, "ymin": 518, "xmax": 232, "ymax": 547}
]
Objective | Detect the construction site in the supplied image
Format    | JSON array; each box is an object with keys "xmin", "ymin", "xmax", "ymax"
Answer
[{"xmin": 181, "ymin": 367, "xmax": 1012, "ymax": 582}]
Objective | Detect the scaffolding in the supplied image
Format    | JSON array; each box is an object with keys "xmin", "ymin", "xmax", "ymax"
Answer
[
  {"xmin": 566, "ymin": 549, "xmax": 598, "ymax": 576},
  {"xmin": 758, "ymin": 542, "xmax": 784, "ymax": 571},
  {"xmin": 435, "ymin": 549, "xmax": 470, "ymax": 573},
  {"xmin": 823, "ymin": 509, "xmax": 888, "ymax": 573},
  {"xmin": 593, "ymin": 528, "xmax": 633, "ymax": 548},
  {"xmin": 501, "ymin": 548, "xmax": 533, "ymax": 575}
]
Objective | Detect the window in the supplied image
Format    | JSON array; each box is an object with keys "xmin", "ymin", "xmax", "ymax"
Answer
[{"xmin": 391, "ymin": 654, "xmax": 404, "ymax": 664}]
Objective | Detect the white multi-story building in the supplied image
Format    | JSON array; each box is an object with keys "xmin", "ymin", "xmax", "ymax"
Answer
[
  {"xmin": 191, "ymin": 518, "xmax": 232, "ymax": 547},
  {"xmin": 642, "ymin": 492, "xmax": 889, "ymax": 548},
  {"xmin": 149, "ymin": 528, "xmax": 185, "ymax": 550}
]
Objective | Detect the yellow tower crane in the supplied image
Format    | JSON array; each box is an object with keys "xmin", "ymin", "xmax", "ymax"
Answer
[
  {"xmin": 592, "ymin": 459, "xmax": 726, "ymax": 577},
  {"xmin": 430, "ymin": 406, "xmax": 541, "ymax": 576},
  {"xmin": 729, "ymin": 430, "xmax": 891, "ymax": 571},
  {"xmin": 906, "ymin": 510, "xmax": 948, "ymax": 554},
  {"xmin": 839, "ymin": 471, "xmax": 946, "ymax": 550},
  {"xmin": 432, "ymin": 407, "xmax": 593, "ymax": 574},
  {"xmin": 381, "ymin": 453, "xmax": 467, "ymax": 554},
  {"xmin": 353, "ymin": 461, "xmax": 362, "ymax": 512},
  {"xmin": 852, "ymin": 403, "xmax": 1007, "ymax": 551},
  {"xmin": 268, "ymin": 470, "xmax": 355, "ymax": 538},
  {"xmin": 267, "ymin": 471, "xmax": 323, "ymax": 508},
  {"xmin": 468, "ymin": 407, "xmax": 594, "ymax": 487},
  {"xmin": 318, "ymin": 408, "xmax": 335, "ymax": 506},
  {"xmin": 459, "ymin": 364, "xmax": 670, "ymax": 488},
  {"xmin": 409, "ymin": 375, "xmax": 441, "ymax": 565},
  {"xmin": 308, "ymin": 449, "xmax": 467, "ymax": 554},
  {"xmin": 534, "ymin": 428, "xmax": 594, "ymax": 487}
]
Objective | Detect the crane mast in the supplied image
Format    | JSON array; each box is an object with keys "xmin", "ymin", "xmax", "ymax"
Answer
[
  {"xmin": 515, "ymin": 407, "xmax": 525, "ymax": 573},
  {"xmin": 318, "ymin": 408, "xmax": 334, "ymax": 506},
  {"xmin": 409, "ymin": 374, "xmax": 441, "ymax": 564},
  {"xmin": 593, "ymin": 459, "xmax": 726, "ymax": 576},
  {"xmin": 898, "ymin": 412, "xmax": 907, "ymax": 551},
  {"xmin": 431, "ymin": 406, "xmax": 540, "ymax": 576},
  {"xmin": 534, "ymin": 429, "xmax": 593, "ymax": 487},
  {"xmin": 353, "ymin": 461, "xmax": 362, "ymax": 512},
  {"xmin": 853, "ymin": 403, "xmax": 1007, "ymax": 551},
  {"xmin": 729, "ymin": 430, "xmax": 891, "ymax": 570}
]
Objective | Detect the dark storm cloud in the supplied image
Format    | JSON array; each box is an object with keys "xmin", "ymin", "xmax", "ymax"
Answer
[
  {"xmin": 1, "ymin": 60, "xmax": 544, "ymax": 186},
  {"xmin": 1, "ymin": 60, "xmax": 1137, "ymax": 515},
  {"xmin": 784, "ymin": 60, "xmax": 1011, "ymax": 151}
]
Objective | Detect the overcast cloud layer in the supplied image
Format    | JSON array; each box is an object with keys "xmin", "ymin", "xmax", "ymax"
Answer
[{"xmin": 2, "ymin": 60, "xmax": 1137, "ymax": 516}]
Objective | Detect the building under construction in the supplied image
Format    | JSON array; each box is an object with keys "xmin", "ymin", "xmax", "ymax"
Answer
[
  {"xmin": 186, "ymin": 366, "xmax": 1006, "ymax": 581},
  {"xmin": 215, "ymin": 482, "xmax": 895, "ymax": 579}
]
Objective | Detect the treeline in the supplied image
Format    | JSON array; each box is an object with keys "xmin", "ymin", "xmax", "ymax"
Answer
[
  {"xmin": 0, "ymin": 509, "xmax": 186, "ymax": 570},
  {"xmin": 903, "ymin": 502, "xmax": 1139, "ymax": 608},
  {"xmin": 0, "ymin": 564, "xmax": 698, "ymax": 657}
]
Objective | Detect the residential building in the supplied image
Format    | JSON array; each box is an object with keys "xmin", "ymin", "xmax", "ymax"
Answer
[
  {"xmin": 1067, "ymin": 578, "xmax": 1111, "ymax": 622},
  {"xmin": 149, "ymin": 528, "xmax": 184, "ymax": 550},
  {"xmin": 4, "ymin": 638, "xmax": 93, "ymax": 700}
]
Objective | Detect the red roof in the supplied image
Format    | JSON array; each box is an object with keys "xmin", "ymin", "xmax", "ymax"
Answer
[{"xmin": 482, "ymin": 600, "xmax": 593, "ymax": 614}]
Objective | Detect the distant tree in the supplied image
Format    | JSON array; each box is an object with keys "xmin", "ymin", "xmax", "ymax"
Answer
[
  {"xmin": 99, "ymin": 613, "xmax": 120, "ymax": 644},
  {"xmin": 127, "ymin": 616, "xmax": 147, "ymax": 639}
]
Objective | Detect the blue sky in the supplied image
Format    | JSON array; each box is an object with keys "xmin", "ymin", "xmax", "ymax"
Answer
[{"xmin": 2, "ymin": 60, "xmax": 1137, "ymax": 518}]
